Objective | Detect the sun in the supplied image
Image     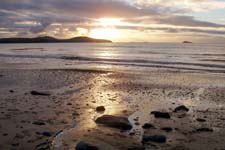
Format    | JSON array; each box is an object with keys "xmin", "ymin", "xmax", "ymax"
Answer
[
  {"xmin": 89, "ymin": 28, "xmax": 121, "ymax": 40},
  {"xmin": 89, "ymin": 18, "xmax": 124, "ymax": 40}
]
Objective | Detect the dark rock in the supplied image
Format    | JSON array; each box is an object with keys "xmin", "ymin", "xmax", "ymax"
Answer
[
  {"xmin": 3, "ymin": 133, "xmax": 8, "ymax": 136},
  {"xmin": 142, "ymin": 135, "xmax": 167, "ymax": 143},
  {"xmin": 12, "ymin": 143, "xmax": 20, "ymax": 146},
  {"xmin": 96, "ymin": 106, "xmax": 105, "ymax": 112},
  {"xmin": 151, "ymin": 111, "xmax": 170, "ymax": 119},
  {"xmin": 196, "ymin": 128, "xmax": 213, "ymax": 132},
  {"xmin": 133, "ymin": 118, "xmax": 138, "ymax": 121},
  {"xmin": 15, "ymin": 133, "xmax": 24, "ymax": 139},
  {"xmin": 95, "ymin": 115, "xmax": 132, "ymax": 130},
  {"xmin": 30, "ymin": 91, "xmax": 50, "ymax": 96},
  {"xmin": 129, "ymin": 132, "xmax": 135, "ymax": 136},
  {"xmin": 36, "ymin": 146, "xmax": 50, "ymax": 150},
  {"xmin": 32, "ymin": 121, "xmax": 46, "ymax": 126},
  {"xmin": 9, "ymin": 90, "xmax": 14, "ymax": 93},
  {"xmin": 127, "ymin": 145, "xmax": 146, "ymax": 150},
  {"xmin": 196, "ymin": 118, "xmax": 206, "ymax": 122},
  {"xmin": 142, "ymin": 123, "xmax": 155, "ymax": 129},
  {"xmin": 72, "ymin": 112, "xmax": 79, "ymax": 116},
  {"xmin": 76, "ymin": 141, "xmax": 99, "ymax": 150},
  {"xmin": 35, "ymin": 141, "xmax": 50, "ymax": 150},
  {"xmin": 135, "ymin": 122, "xmax": 140, "ymax": 125},
  {"xmin": 183, "ymin": 41, "xmax": 192, "ymax": 44},
  {"xmin": 161, "ymin": 127, "xmax": 173, "ymax": 132},
  {"xmin": 42, "ymin": 132, "xmax": 52, "ymax": 137},
  {"xmin": 8, "ymin": 109, "xmax": 19, "ymax": 111},
  {"xmin": 174, "ymin": 105, "xmax": 189, "ymax": 112},
  {"xmin": 67, "ymin": 103, "xmax": 72, "ymax": 105}
]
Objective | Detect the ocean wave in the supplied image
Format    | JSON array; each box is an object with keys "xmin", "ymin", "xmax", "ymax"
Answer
[{"xmin": 1, "ymin": 54, "xmax": 225, "ymax": 72}]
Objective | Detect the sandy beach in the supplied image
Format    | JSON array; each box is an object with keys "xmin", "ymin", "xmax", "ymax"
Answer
[
  {"xmin": 1, "ymin": 68, "xmax": 225, "ymax": 150},
  {"xmin": 1, "ymin": 0, "xmax": 225, "ymax": 149}
]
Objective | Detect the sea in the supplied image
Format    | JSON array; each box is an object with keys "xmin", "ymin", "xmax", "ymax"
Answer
[{"xmin": 0, "ymin": 43, "xmax": 225, "ymax": 73}]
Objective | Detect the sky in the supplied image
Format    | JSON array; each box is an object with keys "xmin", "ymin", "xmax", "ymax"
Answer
[{"xmin": 0, "ymin": 0, "xmax": 225, "ymax": 43}]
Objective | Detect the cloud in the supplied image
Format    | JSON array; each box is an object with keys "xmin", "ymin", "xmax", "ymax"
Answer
[
  {"xmin": 0, "ymin": 0, "xmax": 224, "ymax": 42},
  {"xmin": 135, "ymin": 0, "xmax": 225, "ymax": 12},
  {"xmin": 117, "ymin": 25, "xmax": 225, "ymax": 35},
  {"xmin": 153, "ymin": 15, "xmax": 225, "ymax": 28}
]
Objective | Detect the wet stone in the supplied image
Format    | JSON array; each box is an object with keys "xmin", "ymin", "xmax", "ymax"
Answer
[
  {"xmin": 76, "ymin": 141, "xmax": 99, "ymax": 150},
  {"xmin": 35, "ymin": 141, "xmax": 50, "ymax": 150},
  {"xmin": 135, "ymin": 122, "xmax": 140, "ymax": 125},
  {"xmin": 129, "ymin": 132, "xmax": 135, "ymax": 136},
  {"xmin": 196, "ymin": 128, "xmax": 213, "ymax": 132},
  {"xmin": 196, "ymin": 118, "xmax": 206, "ymax": 122},
  {"xmin": 42, "ymin": 132, "xmax": 53, "ymax": 137},
  {"xmin": 95, "ymin": 115, "xmax": 132, "ymax": 130},
  {"xmin": 12, "ymin": 142, "xmax": 20, "ymax": 147},
  {"xmin": 174, "ymin": 105, "xmax": 189, "ymax": 113},
  {"xmin": 127, "ymin": 145, "xmax": 146, "ymax": 150},
  {"xmin": 161, "ymin": 127, "xmax": 173, "ymax": 132},
  {"xmin": 15, "ymin": 133, "xmax": 24, "ymax": 139},
  {"xmin": 72, "ymin": 112, "xmax": 79, "ymax": 116},
  {"xmin": 142, "ymin": 123, "xmax": 155, "ymax": 129},
  {"xmin": 30, "ymin": 91, "xmax": 50, "ymax": 96},
  {"xmin": 32, "ymin": 121, "xmax": 46, "ymax": 126},
  {"xmin": 142, "ymin": 135, "xmax": 167, "ymax": 143},
  {"xmin": 96, "ymin": 106, "xmax": 105, "ymax": 112},
  {"xmin": 151, "ymin": 111, "xmax": 170, "ymax": 119}
]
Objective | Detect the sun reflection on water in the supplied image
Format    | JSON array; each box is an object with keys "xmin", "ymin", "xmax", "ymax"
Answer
[
  {"xmin": 93, "ymin": 49, "xmax": 119, "ymax": 70},
  {"xmin": 98, "ymin": 51, "xmax": 115, "ymax": 58},
  {"xmin": 95, "ymin": 50, "xmax": 118, "ymax": 59}
]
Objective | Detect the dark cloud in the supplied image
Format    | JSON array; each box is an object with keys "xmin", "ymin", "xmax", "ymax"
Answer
[
  {"xmin": 154, "ymin": 15, "xmax": 225, "ymax": 28},
  {"xmin": 117, "ymin": 25, "xmax": 225, "ymax": 35},
  {"xmin": 124, "ymin": 15, "xmax": 225, "ymax": 28}
]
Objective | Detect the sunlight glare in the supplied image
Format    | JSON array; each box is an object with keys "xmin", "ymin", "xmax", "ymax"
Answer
[
  {"xmin": 89, "ymin": 28, "xmax": 121, "ymax": 40},
  {"xmin": 99, "ymin": 18, "xmax": 122, "ymax": 26}
]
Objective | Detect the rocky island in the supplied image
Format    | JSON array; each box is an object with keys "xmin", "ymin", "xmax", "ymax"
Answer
[
  {"xmin": 0, "ymin": 36, "xmax": 112, "ymax": 43},
  {"xmin": 183, "ymin": 41, "xmax": 193, "ymax": 44}
]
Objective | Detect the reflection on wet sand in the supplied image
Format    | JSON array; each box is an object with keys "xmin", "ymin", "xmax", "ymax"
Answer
[{"xmin": 52, "ymin": 73, "xmax": 134, "ymax": 150}]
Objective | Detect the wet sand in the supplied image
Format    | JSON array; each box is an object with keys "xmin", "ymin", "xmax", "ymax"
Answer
[{"xmin": 0, "ymin": 69, "xmax": 225, "ymax": 150}]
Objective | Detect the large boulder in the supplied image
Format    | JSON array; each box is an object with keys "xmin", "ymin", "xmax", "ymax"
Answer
[{"xmin": 95, "ymin": 115, "xmax": 132, "ymax": 130}]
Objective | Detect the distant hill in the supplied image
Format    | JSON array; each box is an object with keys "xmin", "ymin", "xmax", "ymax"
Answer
[{"xmin": 0, "ymin": 36, "xmax": 112, "ymax": 43}]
